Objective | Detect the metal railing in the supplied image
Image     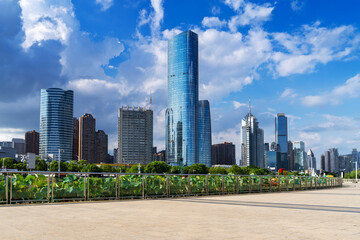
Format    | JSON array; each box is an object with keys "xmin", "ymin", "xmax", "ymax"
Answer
[{"xmin": 0, "ymin": 171, "xmax": 342, "ymax": 205}]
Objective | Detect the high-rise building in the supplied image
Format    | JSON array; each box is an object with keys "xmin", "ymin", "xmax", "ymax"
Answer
[
  {"xmin": 329, "ymin": 148, "xmax": 339, "ymax": 173},
  {"xmin": 265, "ymin": 150, "xmax": 280, "ymax": 171},
  {"xmin": 275, "ymin": 113, "xmax": 288, "ymax": 169},
  {"xmin": 72, "ymin": 117, "xmax": 79, "ymax": 160},
  {"xmin": 307, "ymin": 149, "xmax": 316, "ymax": 171},
  {"xmin": 166, "ymin": 30, "xmax": 199, "ymax": 166},
  {"xmin": 25, "ymin": 130, "xmax": 39, "ymax": 155},
  {"xmin": 287, "ymin": 141, "xmax": 294, "ymax": 170},
  {"xmin": 79, "ymin": 113, "xmax": 96, "ymax": 163},
  {"xmin": 96, "ymin": 130, "xmax": 108, "ymax": 163},
  {"xmin": 12, "ymin": 138, "xmax": 25, "ymax": 155},
  {"xmin": 0, "ymin": 142, "xmax": 12, "ymax": 148},
  {"xmin": 339, "ymin": 154, "xmax": 352, "ymax": 173},
  {"xmin": 211, "ymin": 142, "xmax": 235, "ymax": 166},
  {"xmin": 39, "ymin": 88, "xmax": 73, "ymax": 162},
  {"xmin": 324, "ymin": 150, "xmax": 331, "ymax": 172},
  {"xmin": 118, "ymin": 106, "xmax": 153, "ymax": 165},
  {"xmin": 0, "ymin": 146, "xmax": 15, "ymax": 159},
  {"xmin": 198, "ymin": 100, "xmax": 212, "ymax": 167},
  {"xmin": 241, "ymin": 103, "xmax": 265, "ymax": 168},
  {"xmin": 113, "ymin": 148, "xmax": 118, "ymax": 163},
  {"xmin": 320, "ymin": 154, "xmax": 325, "ymax": 173},
  {"xmin": 293, "ymin": 141, "xmax": 307, "ymax": 171},
  {"xmin": 352, "ymin": 148, "xmax": 358, "ymax": 170}
]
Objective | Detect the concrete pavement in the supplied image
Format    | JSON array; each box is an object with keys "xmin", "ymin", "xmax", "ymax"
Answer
[{"xmin": 1, "ymin": 183, "xmax": 359, "ymax": 240}]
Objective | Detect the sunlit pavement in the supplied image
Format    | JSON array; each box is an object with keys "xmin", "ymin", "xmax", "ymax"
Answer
[{"xmin": 1, "ymin": 183, "xmax": 359, "ymax": 240}]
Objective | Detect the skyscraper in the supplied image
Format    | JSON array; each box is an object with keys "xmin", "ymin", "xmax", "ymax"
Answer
[
  {"xmin": 287, "ymin": 141, "xmax": 294, "ymax": 170},
  {"xmin": 275, "ymin": 113, "xmax": 288, "ymax": 169},
  {"xmin": 166, "ymin": 30, "xmax": 199, "ymax": 166},
  {"xmin": 198, "ymin": 100, "xmax": 212, "ymax": 167},
  {"xmin": 307, "ymin": 149, "xmax": 316, "ymax": 171},
  {"xmin": 211, "ymin": 142, "xmax": 235, "ymax": 166},
  {"xmin": 241, "ymin": 101, "xmax": 265, "ymax": 168},
  {"xmin": 329, "ymin": 148, "xmax": 339, "ymax": 173},
  {"xmin": 96, "ymin": 130, "xmax": 108, "ymax": 163},
  {"xmin": 118, "ymin": 106, "xmax": 153, "ymax": 165},
  {"xmin": 293, "ymin": 141, "xmax": 307, "ymax": 171},
  {"xmin": 25, "ymin": 130, "xmax": 39, "ymax": 155},
  {"xmin": 72, "ymin": 117, "xmax": 79, "ymax": 160},
  {"xmin": 79, "ymin": 113, "xmax": 96, "ymax": 163},
  {"xmin": 324, "ymin": 150, "xmax": 331, "ymax": 172},
  {"xmin": 40, "ymin": 88, "xmax": 73, "ymax": 162}
]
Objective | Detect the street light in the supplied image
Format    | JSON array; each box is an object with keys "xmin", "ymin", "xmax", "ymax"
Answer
[{"xmin": 58, "ymin": 149, "xmax": 65, "ymax": 176}]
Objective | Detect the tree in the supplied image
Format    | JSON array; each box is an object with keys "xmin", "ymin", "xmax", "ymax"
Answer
[
  {"xmin": 227, "ymin": 165, "xmax": 243, "ymax": 175},
  {"xmin": 67, "ymin": 161, "xmax": 80, "ymax": 172},
  {"xmin": 14, "ymin": 161, "xmax": 29, "ymax": 171},
  {"xmin": 209, "ymin": 166, "xmax": 227, "ymax": 174},
  {"xmin": 127, "ymin": 164, "xmax": 144, "ymax": 173},
  {"xmin": 84, "ymin": 164, "xmax": 101, "ymax": 172},
  {"xmin": 78, "ymin": 160, "xmax": 89, "ymax": 172},
  {"xmin": 101, "ymin": 164, "xmax": 114, "ymax": 172},
  {"xmin": 170, "ymin": 166, "xmax": 181, "ymax": 174},
  {"xmin": 144, "ymin": 161, "xmax": 171, "ymax": 173},
  {"xmin": 35, "ymin": 157, "xmax": 48, "ymax": 171},
  {"xmin": 187, "ymin": 163, "xmax": 209, "ymax": 174},
  {"xmin": 0, "ymin": 157, "xmax": 15, "ymax": 169},
  {"xmin": 49, "ymin": 161, "xmax": 68, "ymax": 172}
]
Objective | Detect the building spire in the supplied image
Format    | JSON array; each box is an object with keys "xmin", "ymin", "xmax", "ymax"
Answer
[
  {"xmin": 149, "ymin": 96, "xmax": 152, "ymax": 110},
  {"xmin": 249, "ymin": 97, "xmax": 251, "ymax": 116}
]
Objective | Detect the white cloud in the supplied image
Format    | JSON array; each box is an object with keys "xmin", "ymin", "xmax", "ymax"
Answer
[
  {"xmin": 0, "ymin": 128, "xmax": 26, "ymax": 141},
  {"xmin": 280, "ymin": 88, "xmax": 297, "ymax": 98},
  {"xmin": 302, "ymin": 74, "xmax": 360, "ymax": 106},
  {"xmin": 19, "ymin": 0, "xmax": 75, "ymax": 49},
  {"xmin": 67, "ymin": 79, "xmax": 133, "ymax": 97},
  {"xmin": 95, "ymin": 0, "xmax": 113, "ymax": 11},
  {"xmin": 212, "ymin": 123, "xmax": 241, "ymax": 163},
  {"xmin": 224, "ymin": 0, "xmax": 244, "ymax": 11},
  {"xmin": 291, "ymin": 0, "xmax": 305, "ymax": 12},
  {"xmin": 232, "ymin": 101, "xmax": 247, "ymax": 109},
  {"xmin": 202, "ymin": 17, "xmax": 227, "ymax": 28},
  {"xmin": 211, "ymin": 6, "xmax": 221, "ymax": 15}
]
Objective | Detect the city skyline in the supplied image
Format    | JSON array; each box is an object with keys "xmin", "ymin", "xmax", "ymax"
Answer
[{"xmin": 2, "ymin": 0, "xmax": 360, "ymax": 163}]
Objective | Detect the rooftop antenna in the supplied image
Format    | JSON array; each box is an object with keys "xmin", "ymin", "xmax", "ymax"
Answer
[{"xmin": 150, "ymin": 96, "xmax": 152, "ymax": 110}]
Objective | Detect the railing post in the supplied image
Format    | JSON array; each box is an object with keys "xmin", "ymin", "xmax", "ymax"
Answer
[
  {"xmin": 47, "ymin": 176, "xmax": 50, "ymax": 203},
  {"xmin": 166, "ymin": 176, "xmax": 170, "ymax": 198},
  {"xmin": 116, "ymin": 175, "xmax": 119, "ymax": 200},
  {"xmin": 9, "ymin": 176, "xmax": 12, "ymax": 204},
  {"xmin": 206, "ymin": 175, "xmax": 209, "ymax": 195},
  {"xmin": 293, "ymin": 177, "xmax": 296, "ymax": 191},
  {"xmin": 222, "ymin": 176, "xmax": 225, "ymax": 195},
  {"xmin": 51, "ymin": 176, "xmax": 54, "ymax": 203},
  {"xmin": 5, "ymin": 175, "xmax": 8, "ymax": 204},
  {"xmin": 278, "ymin": 177, "xmax": 281, "ymax": 192},
  {"xmin": 299, "ymin": 177, "xmax": 302, "ymax": 190},
  {"xmin": 310, "ymin": 177, "xmax": 313, "ymax": 190},
  {"xmin": 286, "ymin": 176, "xmax": 289, "ymax": 191},
  {"xmin": 236, "ymin": 176, "xmax": 239, "ymax": 194},
  {"xmin": 87, "ymin": 174, "xmax": 90, "ymax": 201},
  {"xmin": 248, "ymin": 176, "xmax": 251, "ymax": 193},
  {"xmin": 142, "ymin": 175, "xmax": 145, "ymax": 199},
  {"xmin": 187, "ymin": 175, "xmax": 190, "ymax": 196},
  {"xmin": 259, "ymin": 176, "xmax": 262, "ymax": 193}
]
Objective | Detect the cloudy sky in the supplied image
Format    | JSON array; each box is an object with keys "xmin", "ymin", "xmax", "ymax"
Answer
[{"xmin": 1, "ymin": 0, "xmax": 360, "ymax": 163}]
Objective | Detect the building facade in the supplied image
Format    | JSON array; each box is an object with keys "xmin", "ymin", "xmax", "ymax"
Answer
[
  {"xmin": 96, "ymin": 130, "xmax": 108, "ymax": 163},
  {"xmin": 39, "ymin": 88, "xmax": 73, "ymax": 162},
  {"xmin": 25, "ymin": 130, "xmax": 39, "ymax": 155},
  {"xmin": 198, "ymin": 100, "xmax": 212, "ymax": 167},
  {"xmin": 72, "ymin": 118, "xmax": 79, "ymax": 160},
  {"xmin": 293, "ymin": 141, "xmax": 307, "ymax": 171},
  {"xmin": 12, "ymin": 138, "xmax": 25, "ymax": 155},
  {"xmin": 211, "ymin": 142, "xmax": 235, "ymax": 166},
  {"xmin": 79, "ymin": 113, "xmax": 96, "ymax": 163},
  {"xmin": 118, "ymin": 106, "xmax": 153, "ymax": 165},
  {"xmin": 328, "ymin": 148, "xmax": 339, "ymax": 173},
  {"xmin": 241, "ymin": 111, "xmax": 265, "ymax": 168},
  {"xmin": 307, "ymin": 149, "xmax": 316, "ymax": 172},
  {"xmin": 166, "ymin": 30, "xmax": 199, "ymax": 166},
  {"xmin": 265, "ymin": 150, "xmax": 280, "ymax": 171},
  {"xmin": 287, "ymin": 141, "xmax": 294, "ymax": 170},
  {"xmin": 275, "ymin": 113, "xmax": 288, "ymax": 169}
]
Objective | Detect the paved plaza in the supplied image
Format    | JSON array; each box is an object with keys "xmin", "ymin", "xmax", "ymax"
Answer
[{"xmin": 1, "ymin": 183, "xmax": 359, "ymax": 240}]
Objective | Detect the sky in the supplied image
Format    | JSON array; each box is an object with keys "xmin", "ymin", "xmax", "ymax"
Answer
[{"xmin": 1, "ymin": 0, "xmax": 360, "ymax": 164}]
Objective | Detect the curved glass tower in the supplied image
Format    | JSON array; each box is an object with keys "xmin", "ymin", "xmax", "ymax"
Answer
[
  {"xmin": 166, "ymin": 30, "xmax": 198, "ymax": 166},
  {"xmin": 198, "ymin": 100, "xmax": 211, "ymax": 167},
  {"xmin": 40, "ymin": 88, "xmax": 73, "ymax": 162}
]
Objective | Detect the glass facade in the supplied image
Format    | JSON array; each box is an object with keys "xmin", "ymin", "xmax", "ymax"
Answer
[
  {"xmin": 166, "ymin": 30, "xmax": 199, "ymax": 166},
  {"xmin": 275, "ymin": 113, "xmax": 288, "ymax": 169},
  {"xmin": 198, "ymin": 100, "xmax": 211, "ymax": 167},
  {"xmin": 40, "ymin": 88, "xmax": 73, "ymax": 162}
]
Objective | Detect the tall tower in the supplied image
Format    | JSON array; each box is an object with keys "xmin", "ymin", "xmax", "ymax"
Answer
[
  {"xmin": 79, "ymin": 113, "xmax": 96, "ymax": 163},
  {"xmin": 198, "ymin": 100, "xmax": 212, "ymax": 167},
  {"xmin": 166, "ymin": 30, "xmax": 199, "ymax": 166},
  {"xmin": 240, "ymin": 100, "xmax": 264, "ymax": 168},
  {"xmin": 275, "ymin": 113, "xmax": 288, "ymax": 169},
  {"xmin": 40, "ymin": 88, "xmax": 73, "ymax": 162}
]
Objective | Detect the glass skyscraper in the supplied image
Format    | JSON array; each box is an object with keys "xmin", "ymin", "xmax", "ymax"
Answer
[
  {"xmin": 166, "ymin": 30, "xmax": 199, "ymax": 166},
  {"xmin": 275, "ymin": 113, "xmax": 288, "ymax": 169},
  {"xmin": 40, "ymin": 88, "xmax": 73, "ymax": 162},
  {"xmin": 198, "ymin": 100, "xmax": 211, "ymax": 167}
]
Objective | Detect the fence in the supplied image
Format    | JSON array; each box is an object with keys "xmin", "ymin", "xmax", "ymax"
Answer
[{"xmin": 0, "ymin": 171, "xmax": 342, "ymax": 205}]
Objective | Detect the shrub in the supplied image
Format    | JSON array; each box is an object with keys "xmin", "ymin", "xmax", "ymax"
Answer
[{"xmin": 209, "ymin": 167, "xmax": 227, "ymax": 175}]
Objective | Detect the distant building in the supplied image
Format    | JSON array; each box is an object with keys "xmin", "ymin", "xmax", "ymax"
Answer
[
  {"xmin": 211, "ymin": 142, "xmax": 235, "ymax": 166},
  {"xmin": 328, "ymin": 148, "xmax": 339, "ymax": 173},
  {"xmin": 264, "ymin": 143, "xmax": 269, "ymax": 152},
  {"xmin": 320, "ymin": 154, "xmax": 325, "ymax": 173},
  {"xmin": 324, "ymin": 150, "xmax": 331, "ymax": 172},
  {"xmin": 241, "ymin": 103, "xmax": 264, "ymax": 168},
  {"xmin": 339, "ymin": 154, "xmax": 352, "ymax": 173},
  {"xmin": 118, "ymin": 106, "xmax": 153, "ymax": 165},
  {"xmin": 275, "ymin": 113, "xmax": 288, "ymax": 169},
  {"xmin": 72, "ymin": 118, "xmax": 79, "ymax": 160},
  {"xmin": 287, "ymin": 141, "xmax": 294, "ymax": 170},
  {"xmin": 79, "ymin": 113, "xmax": 96, "ymax": 163},
  {"xmin": 294, "ymin": 141, "xmax": 307, "ymax": 171},
  {"xmin": 0, "ymin": 146, "xmax": 16, "ymax": 159},
  {"xmin": 25, "ymin": 130, "xmax": 39, "ymax": 155},
  {"xmin": 113, "ymin": 148, "xmax": 118, "ymax": 163},
  {"xmin": 12, "ymin": 138, "xmax": 25, "ymax": 155},
  {"xmin": 198, "ymin": 100, "xmax": 212, "ymax": 167},
  {"xmin": 307, "ymin": 149, "xmax": 316, "ymax": 171},
  {"xmin": 39, "ymin": 88, "xmax": 73, "ymax": 162},
  {"xmin": 96, "ymin": 130, "xmax": 108, "ymax": 163},
  {"xmin": 0, "ymin": 142, "xmax": 12, "ymax": 148},
  {"xmin": 265, "ymin": 150, "xmax": 280, "ymax": 171},
  {"xmin": 352, "ymin": 149, "xmax": 358, "ymax": 169},
  {"xmin": 154, "ymin": 150, "xmax": 166, "ymax": 162}
]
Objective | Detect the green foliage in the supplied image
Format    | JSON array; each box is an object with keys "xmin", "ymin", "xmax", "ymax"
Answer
[
  {"xmin": 49, "ymin": 161, "xmax": 68, "ymax": 172},
  {"xmin": 209, "ymin": 166, "xmax": 227, "ymax": 174},
  {"xmin": 127, "ymin": 165, "xmax": 144, "ymax": 173},
  {"xmin": 101, "ymin": 164, "xmax": 114, "ymax": 172},
  {"xmin": 0, "ymin": 157, "xmax": 15, "ymax": 169},
  {"xmin": 349, "ymin": 170, "xmax": 360, "ymax": 179},
  {"xmin": 187, "ymin": 163, "xmax": 209, "ymax": 174},
  {"xmin": 144, "ymin": 161, "xmax": 170, "ymax": 173},
  {"xmin": 170, "ymin": 166, "xmax": 181, "ymax": 174},
  {"xmin": 227, "ymin": 165, "xmax": 243, "ymax": 175},
  {"xmin": 183, "ymin": 166, "xmax": 190, "ymax": 174},
  {"xmin": 67, "ymin": 161, "xmax": 80, "ymax": 172},
  {"xmin": 84, "ymin": 164, "xmax": 101, "ymax": 172},
  {"xmin": 35, "ymin": 158, "xmax": 48, "ymax": 171},
  {"xmin": 14, "ymin": 161, "xmax": 29, "ymax": 171}
]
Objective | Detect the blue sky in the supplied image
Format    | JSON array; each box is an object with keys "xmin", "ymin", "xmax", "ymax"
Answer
[{"xmin": 1, "ymin": 0, "xmax": 360, "ymax": 163}]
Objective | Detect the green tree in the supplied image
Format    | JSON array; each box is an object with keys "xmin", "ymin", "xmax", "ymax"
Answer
[
  {"xmin": 49, "ymin": 161, "xmax": 68, "ymax": 172},
  {"xmin": 35, "ymin": 157, "xmax": 48, "ymax": 171},
  {"xmin": 84, "ymin": 164, "xmax": 101, "ymax": 172},
  {"xmin": 170, "ymin": 166, "xmax": 181, "ymax": 174},
  {"xmin": 0, "ymin": 157, "xmax": 15, "ymax": 169},
  {"xmin": 350, "ymin": 170, "xmax": 360, "ymax": 179},
  {"xmin": 14, "ymin": 161, "xmax": 29, "ymax": 171},
  {"xmin": 227, "ymin": 165, "xmax": 243, "ymax": 175},
  {"xmin": 187, "ymin": 163, "xmax": 209, "ymax": 174},
  {"xmin": 209, "ymin": 166, "xmax": 227, "ymax": 174},
  {"xmin": 182, "ymin": 166, "xmax": 190, "ymax": 174},
  {"xmin": 144, "ymin": 161, "xmax": 171, "ymax": 173},
  {"xmin": 101, "ymin": 164, "xmax": 114, "ymax": 172},
  {"xmin": 127, "ymin": 164, "xmax": 145, "ymax": 173},
  {"xmin": 67, "ymin": 161, "xmax": 80, "ymax": 172},
  {"xmin": 78, "ymin": 159, "xmax": 89, "ymax": 172}
]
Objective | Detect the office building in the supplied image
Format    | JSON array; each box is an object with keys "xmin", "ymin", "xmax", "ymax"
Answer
[
  {"xmin": 211, "ymin": 142, "xmax": 235, "ymax": 166},
  {"xmin": 154, "ymin": 150, "xmax": 166, "ymax": 162},
  {"xmin": 198, "ymin": 100, "xmax": 212, "ymax": 167},
  {"xmin": 328, "ymin": 148, "xmax": 339, "ymax": 173},
  {"xmin": 265, "ymin": 150, "xmax": 280, "ymax": 171},
  {"xmin": 275, "ymin": 113, "xmax": 288, "ymax": 169},
  {"xmin": 25, "ymin": 130, "xmax": 39, "ymax": 155},
  {"xmin": 72, "ymin": 118, "xmax": 79, "ymax": 160},
  {"xmin": 113, "ymin": 148, "xmax": 118, "ymax": 163},
  {"xmin": 320, "ymin": 154, "xmax": 325, "ymax": 173},
  {"xmin": 293, "ymin": 141, "xmax": 307, "ymax": 171},
  {"xmin": 287, "ymin": 141, "xmax": 294, "ymax": 170},
  {"xmin": 241, "ymin": 102, "xmax": 265, "ymax": 168},
  {"xmin": 118, "ymin": 106, "xmax": 153, "ymax": 165},
  {"xmin": 352, "ymin": 148, "xmax": 359, "ymax": 168},
  {"xmin": 79, "ymin": 113, "xmax": 96, "ymax": 163},
  {"xmin": 166, "ymin": 30, "xmax": 199, "ymax": 166},
  {"xmin": 39, "ymin": 88, "xmax": 73, "ymax": 162},
  {"xmin": 96, "ymin": 130, "xmax": 108, "ymax": 163},
  {"xmin": 0, "ymin": 146, "xmax": 16, "ymax": 159},
  {"xmin": 12, "ymin": 138, "xmax": 25, "ymax": 155},
  {"xmin": 307, "ymin": 149, "xmax": 316, "ymax": 171},
  {"xmin": 0, "ymin": 142, "xmax": 12, "ymax": 148},
  {"xmin": 339, "ymin": 154, "xmax": 352, "ymax": 173},
  {"xmin": 324, "ymin": 150, "xmax": 331, "ymax": 172}
]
